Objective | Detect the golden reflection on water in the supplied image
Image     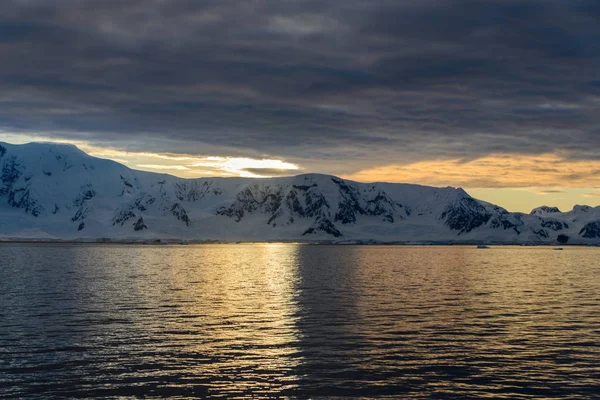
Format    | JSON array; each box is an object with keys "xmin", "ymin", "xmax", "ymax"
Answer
[
  {"xmin": 154, "ymin": 244, "xmax": 304, "ymax": 395},
  {"xmin": 1, "ymin": 244, "xmax": 600, "ymax": 398}
]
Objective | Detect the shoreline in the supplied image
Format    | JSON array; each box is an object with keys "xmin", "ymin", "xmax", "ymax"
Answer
[{"xmin": 1, "ymin": 239, "xmax": 599, "ymax": 247}]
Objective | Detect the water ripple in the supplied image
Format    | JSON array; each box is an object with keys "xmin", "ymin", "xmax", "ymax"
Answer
[{"xmin": 1, "ymin": 244, "xmax": 599, "ymax": 398}]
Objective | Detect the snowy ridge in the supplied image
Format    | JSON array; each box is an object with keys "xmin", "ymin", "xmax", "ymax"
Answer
[{"xmin": 1, "ymin": 141, "xmax": 599, "ymax": 244}]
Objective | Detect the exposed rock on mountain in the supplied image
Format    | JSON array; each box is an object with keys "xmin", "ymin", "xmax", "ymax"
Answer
[
  {"xmin": 531, "ymin": 206, "xmax": 562, "ymax": 216},
  {"xmin": 579, "ymin": 221, "xmax": 600, "ymax": 238},
  {"xmin": 133, "ymin": 217, "xmax": 147, "ymax": 231},
  {"xmin": 0, "ymin": 141, "xmax": 599, "ymax": 244}
]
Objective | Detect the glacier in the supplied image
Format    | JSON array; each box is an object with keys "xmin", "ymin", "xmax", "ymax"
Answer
[{"xmin": 1, "ymin": 141, "xmax": 599, "ymax": 244}]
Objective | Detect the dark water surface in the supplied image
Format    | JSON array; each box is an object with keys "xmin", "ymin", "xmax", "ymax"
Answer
[{"xmin": 1, "ymin": 244, "xmax": 599, "ymax": 399}]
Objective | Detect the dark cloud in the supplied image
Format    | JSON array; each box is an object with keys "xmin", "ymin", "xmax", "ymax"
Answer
[
  {"xmin": 1, "ymin": 0, "xmax": 599, "ymax": 174},
  {"xmin": 538, "ymin": 190, "xmax": 565, "ymax": 194}
]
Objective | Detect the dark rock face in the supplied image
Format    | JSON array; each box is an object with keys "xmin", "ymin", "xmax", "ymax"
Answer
[
  {"xmin": 175, "ymin": 180, "xmax": 220, "ymax": 202},
  {"xmin": 0, "ymin": 155, "xmax": 44, "ymax": 217},
  {"xmin": 72, "ymin": 185, "xmax": 96, "ymax": 223},
  {"xmin": 332, "ymin": 178, "xmax": 362, "ymax": 224},
  {"xmin": 113, "ymin": 210, "xmax": 136, "ymax": 226},
  {"xmin": 579, "ymin": 220, "xmax": 600, "ymax": 238},
  {"xmin": 299, "ymin": 186, "xmax": 329, "ymax": 218},
  {"xmin": 331, "ymin": 179, "xmax": 403, "ymax": 224},
  {"xmin": 73, "ymin": 185, "xmax": 96, "ymax": 206},
  {"xmin": 533, "ymin": 229, "xmax": 549, "ymax": 238},
  {"xmin": 216, "ymin": 179, "xmax": 406, "ymax": 238},
  {"xmin": 262, "ymin": 193, "xmax": 283, "ymax": 215},
  {"xmin": 282, "ymin": 185, "xmax": 329, "ymax": 223},
  {"xmin": 8, "ymin": 188, "xmax": 42, "ymax": 217},
  {"xmin": 1, "ymin": 156, "xmax": 22, "ymax": 196},
  {"xmin": 171, "ymin": 203, "xmax": 190, "ymax": 226},
  {"xmin": 217, "ymin": 185, "xmax": 285, "ymax": 222},
  {"xmin": 488, "ymin": 208, "xmax": 523, "ymax": 234},
  {"xmin": 285, "ymin": 190, "xmax": 303, "ymax": 216},
  {"xmin": 335, "ymin": 202, "xmax": 358, "ymax": 224},
  {"xmin": 133, "ymin": 217, "xmax": 147, "ymax": 231},
  {"xmin": 217, "ymin": 182, "xmax": 337, "ymax": 233},
  {"xmin": 440, "ymin": 197, "xmax": 492, "ymax": 234},
  {"xmin": 302, "ymin": 214, "xmax": 342, "ymax": 237},
  {"xmin": 541, "ymin": 219, "xmax": 568, "ymax": 231},
  {"xmin": 112, "ymin": 194, "xmax": 155, "ymax": 226},
  {"xmin": 120, "ymin": 175, "xmax": 134, "ymax": 188},
  {"xmin": 217, "ymin": 203, "xmax": 244, "ymax": 222},
  {"xmin": 531, "ymin": 206, "xmax": 561, "ymax": 215},
  {"xmin": 71, "ymin": 205, "xmax": 90, "ymax": 222},
  {"xmin": 217, "ymin": 184, "xmax": 328, "ymax": 226},
  {"xmin": 292, "ymin": 184, "xmax": 316, "ymax": 191},
  {"xmin": 365, "ymin": 193, "xmax": 401, "ymax": 223},
  {"xmin": 77, "ymin": 222, "xmax": 85, "ymax": 231},
  {"xmin": 557, "ymin": 234, "xmax": 570, "ymax": 244},
  {"xmin": 119, "ymin": 175, "xmax": 137, "ymax": 197},
  {"xmin": 0, "ymin": 144, "xmax": 6, "ymax": 158},
  {"xmin": 489, "ymin": 216, "xmax": 520, "ymax": 233}
]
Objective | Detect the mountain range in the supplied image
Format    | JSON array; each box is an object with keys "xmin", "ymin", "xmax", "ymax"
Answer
[{"xmin": 1, "ymin": 141, "xmax": 599, "ymax": 244}]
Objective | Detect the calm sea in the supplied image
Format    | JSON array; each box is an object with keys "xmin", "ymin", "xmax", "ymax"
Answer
[{"xmin": 1, "ymin": 244, "xmax": 599, "ymax": 399}]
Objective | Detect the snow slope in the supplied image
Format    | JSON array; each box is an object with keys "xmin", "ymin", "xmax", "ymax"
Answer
[{"xmin": 1, "ymin": 141, "xmax": 599, "ymax": 244}]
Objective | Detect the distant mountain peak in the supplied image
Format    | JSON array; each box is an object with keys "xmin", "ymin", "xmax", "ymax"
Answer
[{"xmin": 531, "ymin": 205, "xmax": 562, "ymax": 215}]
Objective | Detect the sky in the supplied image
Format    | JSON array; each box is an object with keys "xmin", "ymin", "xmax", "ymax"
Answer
[{"xmin": 1, "ymin": 0, "xmax": 599, "ymax": 212}]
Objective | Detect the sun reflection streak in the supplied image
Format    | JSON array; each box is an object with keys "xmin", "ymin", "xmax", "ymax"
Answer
[{"xmin": 178, "ymin": 244, "xmax": 305, "ymax": 395}]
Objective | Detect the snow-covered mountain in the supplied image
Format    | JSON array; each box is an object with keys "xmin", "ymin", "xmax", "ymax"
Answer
[{"xmin": 1, "ymin": 141, "xmax": 599, "ymax": 244}]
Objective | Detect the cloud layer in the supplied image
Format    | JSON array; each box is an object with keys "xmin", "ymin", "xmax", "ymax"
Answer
[
  {"xmin": 1, "ymin": 0, "xmax": 599, "ymax": 177},
  {"xmin": 344, "ymin": 153, "xmax": 600, "ymax": 188}
]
